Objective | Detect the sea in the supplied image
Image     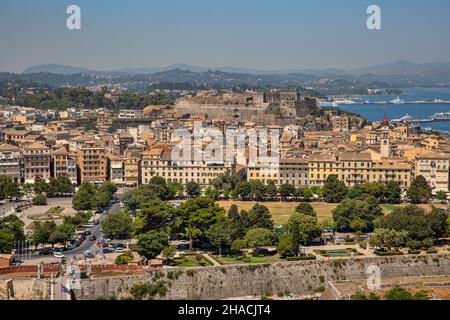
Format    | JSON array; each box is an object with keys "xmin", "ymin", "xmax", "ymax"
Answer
[{"xmin": 331, "ymin": 87, "xmax": 450, "ymax": 132}]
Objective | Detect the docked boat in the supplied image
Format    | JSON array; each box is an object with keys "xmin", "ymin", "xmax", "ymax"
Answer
[
  {"xmin": 390, "ymin": 96, "xmax": 405, "ymax": 104},
  {"xmin": 320, "ymin": 101, "xmax": 338, "ymax": 108},
  {"xmin": 431, "ymin": 112, "xmax": 450, "ymax": 121}
]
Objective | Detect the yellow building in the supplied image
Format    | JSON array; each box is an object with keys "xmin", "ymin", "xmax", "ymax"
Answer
[
  {"xmin": 141, "ymin": 147, "xmax": 233, "ymax": 187},
  {"xmin": 415, "ymin": 153, "xmax": 449, "ymax": 192}
]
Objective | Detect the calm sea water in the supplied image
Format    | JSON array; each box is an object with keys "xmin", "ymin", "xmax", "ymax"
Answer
[{"xmin": 333, "ymin": 87, "xmax": 450, "ymax": 132}]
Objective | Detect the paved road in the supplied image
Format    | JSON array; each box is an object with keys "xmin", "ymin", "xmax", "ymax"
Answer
[
  {"xmin": 0, "ymin": 200, "xmax": 27, "ymax": 217},
  {"xmin": 64, "ymin": 201, "xmax": 121, "ymax": 259},
  {"xmin": 22, "ymin": 199, "xmax": 122, "ymax": 262}
]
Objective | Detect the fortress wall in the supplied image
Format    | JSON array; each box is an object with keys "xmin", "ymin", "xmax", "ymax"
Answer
[{"xmin": 72, "ymin": 254, "xmax": 449, "ymax": 300}]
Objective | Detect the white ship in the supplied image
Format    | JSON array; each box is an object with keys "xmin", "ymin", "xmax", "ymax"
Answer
[
  {"xmin": 431, "ymin": 112, "xmax": 450, "ymax": 121},
  {"xmin": 332, "ymin": 98, "xmax": 356, "ymax": 105},
  {"xmin": 390, "ymin": 96, "xmax": 405, "ymax": 104},
  {"xmin": 320, "ymin": 101, "xmax": 338, "ymax": 108}
]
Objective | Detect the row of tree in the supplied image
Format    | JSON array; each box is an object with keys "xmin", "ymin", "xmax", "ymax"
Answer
[
  {"xmin": 206, "ymin": 172, "xmax": 440, "ymax": 205},
  {"xmin": 72, "ymin": 182, "xmax": 117, "ymax": 211}
]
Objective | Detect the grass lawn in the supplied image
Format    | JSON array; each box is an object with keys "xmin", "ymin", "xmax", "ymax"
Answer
[
  {"xmin": 216, "ymin": 200, "xmax": 337, "ymax": 225},
  {"xmin": 172, "ymin": 255, "xmax": 213, "ymax": 267},
  {"xmin": 217, "ymin": 201, "xmax": 449, "ymax": 225},
  {"xmin": 381, "ymin": 203, "xmax": 449, "ymax": 214}
]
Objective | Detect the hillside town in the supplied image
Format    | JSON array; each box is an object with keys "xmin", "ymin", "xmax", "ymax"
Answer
[{"xmin": 0, "ymin": 90, "xmax": 448, "ymax": 194}]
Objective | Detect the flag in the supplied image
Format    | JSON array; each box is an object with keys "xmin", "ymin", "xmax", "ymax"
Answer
[{"xmin": 61, "ymin": 284, "xmax": 70, "ymax": 295}]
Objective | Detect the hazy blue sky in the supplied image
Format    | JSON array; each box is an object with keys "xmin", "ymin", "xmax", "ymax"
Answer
[{"xmin": 1, "ymin": 0, "xmax": 449, "ymax": 72}]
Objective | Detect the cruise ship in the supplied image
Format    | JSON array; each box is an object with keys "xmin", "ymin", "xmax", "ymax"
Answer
[
  {"xmin": 320, "ymin": 101, "xmax": 338, "ymax": 108},
  {"xmin": 431, "ymin": 112, "xmax": 450, "ymax": 121},
  {"xmin": 390, "ymin": 96, "xmax": 405, "ymax": 104}
]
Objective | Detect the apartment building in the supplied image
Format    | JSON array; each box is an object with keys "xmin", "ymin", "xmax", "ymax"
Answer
[
  {"xmin": 52, "ymin": 147, "xmax": 78, "ymax": 185},
  {"xmin": 124, "ymin": 156, "xmax": 141, "ymax": 187},
  {"xmin": 248, "ymin": 152, "xmax": 413, "ymax": 190},
  {"xmin": 331, "ymin": 116, "xmax": 350, "ymax": 132},
  {"xmin": 118, "ymin": 109, "xmax": 144, "ymax": 119},
  {"xmin": 0, "ymin": 143, "xmax": 21, "ymax": 182},
  {"xmin": 415, "ymin": 153, "xmax": 449, "ymax": 192},
  {"xmin": 22, "ymin": 142, "xmax": 51, "ymax": 184},
  {"xmin": 247, "ymin": 158, "xmax": 308, "ymax": 187},
  {"xmin": 141, "ymin": 147, "xmax": 232, "ymax": 186},
  {"xmin": 106, "ymin": 153, "xmax": 124, "ymax": 186},
  {"xmin": 76, "ymin": 141, "xmax": 107, "ymax": 184}
]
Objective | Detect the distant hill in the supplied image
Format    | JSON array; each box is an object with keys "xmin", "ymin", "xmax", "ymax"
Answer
[
  {"xmin": 352, "ymin": 60, "xmax": 450, "ymax": 75},
  {"xmin": 23, "ymin": 64, "xmax": 96, "ymax": 75},
  {"xmin": 22, "ymin": 60, "xmax": 450, "ymax": 77}
]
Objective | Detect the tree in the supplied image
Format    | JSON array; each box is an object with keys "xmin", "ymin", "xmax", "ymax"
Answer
[
  {"xmin": 167, "ymin": 181, "xmax": 184, "ymax": 199},
  {"xmin": 32, "ymin": 194, "xmax": 47, "ymax": 205},
  {"xmin": 231, "ymin": 239, "xmax": 247, "ymax": 252},
  {"xmin": 287, "ymin": 213, "xmax": 322, "ymax": 246},
  {"xmin": 131, "ymin": 200, "xmax": 177, "ymax": 235},
  {"xmin": 277, "ymin": 233, "xmax": 294, "ymax": 257},
  {"xmin": 247, "ymin": 204, "xmax": 274, "ymax": 229},
  {"xmin": 72, "ymin": 182, "xmax": 96, "ymax": 210},
  {"xmin": 48, "ymin": 176, "xmax": 74, "ymax": 197},
  {"xmin": 49, "ymin": 224, "xmax": 75, "ymax": 246},
  {"xmin": 33, "ymin": 178, "xmax": 49, "ymax": 195},
  {"xmin": 161, "ymin": 245, "xmax": 176, "ymax": 264},
  {"xmin": 249, "ymin": 181, "xmax": 265, "ymax": 200},
  {"xmin": 265, "ymin": 181, "xmax": 278, "ymax": 198},
  {"xmin": 228, "ymin": 205, "xmax": 246, "ymax": 240},
  {"xmin": 407, "ymin": 176, "xmax": 432, "ymax": 204},
  {"xmin": 295, "ymin": 203, "xmax": 317, "ymax": 217},
  {"xmin": 101, "ymin": 211, "xmax": 132, "ymax": 239},
  {"xmin": 206, "ymin": 218, "xmax": 232, "ymax": 256},
  {"xmin": 177, "ymin": 197, "xmax": 225, "ymax": 250},
  {"xmin": 384, "ymin": 182, "xmax": 401, "ymax": 203},
  {"xmin": 323, "ymin": 175, "xmax": 347, "ymax": 203},
  {"xmin": 234, "ymin": 181, "xmax": 252, "ymax": 200},
  {"xmin": 436, "ymin": 191, "xmax": 447, "ymax": 201},
  {"xmin": 185, "ymin": 181, "xmax": 202, "ymax": 198},
  {"xmin": 279, "ymin": 184, "xmax": 296, "ymax": 199},
  {"xmin": 0, "ymin": 176, "xmax": 22, "ymax": 200},
  {"xmin": 244, "ymin": 228, "xmax": 273, "ymax": 248},
  {"xmin": 332, "ymin": 197, "xmax": 382, "ymax": 232},
  {"xmin": 0, "ymin": 215, "xmax": 25, "ymax": 253},
  {"xmin": 204, "ymin": 187, "xmax": 220, "ymax": 200},
  {"xmin": 375, "ymin": 205, "xmax": 448, "ymax": 245},
  {"xmin": 385, "ymin": 286, "xmax": 413, "ymax": 300},
  {"xmin": 136, "ymin": 230, "xmax": 168, "ymax": 260},
  {"xmin": 31, "ymin": 221, "xmax": 56, "ymax": 249},
  {"xmin": 369, "ymin": 228, "xmax": 408, "ymax": 252},
  {"xmin": 115, "ymin": 252, "xmax": 133, "ymax": 265}
]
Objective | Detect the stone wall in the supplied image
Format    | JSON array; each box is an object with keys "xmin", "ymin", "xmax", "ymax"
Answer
[{"xmin": 73, "ymin": 254, "xmax": 449, "ymax": 300}]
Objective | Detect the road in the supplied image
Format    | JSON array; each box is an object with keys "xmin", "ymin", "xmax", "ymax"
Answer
[
  {"xmin": 64, "ymin": 201, "xmax": 121, "ymax": 259},
  {"xmin": 21, "ymin": 199, "xmax": 122, "ymax": 262},
  {"xmin": 0, "ymin": 200, "xmax": 27, "ymax": 217}
]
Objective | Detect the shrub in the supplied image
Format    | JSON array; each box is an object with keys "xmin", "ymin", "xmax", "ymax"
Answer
[
  {"xmin": 115, "ymin": 252, "xmax": 133, "ymax": 265},
  {"xmin": 32, "ymin": 194, "xmax": 47, "ymax": 206}
]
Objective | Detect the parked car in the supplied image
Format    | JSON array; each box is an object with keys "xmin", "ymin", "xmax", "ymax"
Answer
[
  {"xmin": 53, "ymin": 252, "xmax": 65, "ymax": 259},
  {"xmin": 115, "ymin": 247, "xmax": 127, "ymax": 253},
  {"xmin": 93, "ymin": 220, "xmax": 100, "ymax": 225},
  {"xmin": 89, "ymin": 235, "xmax": 97, "ymax": 241},
  {"xmin": 84, "ymin": 250, "xmax": 94, "ymax": 259},
  {"xmin": 39, "ymin": 248, "xmax": 53, "ymax": 256}
]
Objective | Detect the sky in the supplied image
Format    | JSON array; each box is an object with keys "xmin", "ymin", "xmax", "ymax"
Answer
[{"xmin": 0, "ymin": 0, "xmax": 450, "ymax": 73}]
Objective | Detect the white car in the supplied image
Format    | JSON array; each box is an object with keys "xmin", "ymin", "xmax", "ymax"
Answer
[
  {"xmin": 115, "ymin": 247, "xmax": 127, "ymax": 253},
  {"xmin": 53, "ymin": 252, "xmax": 65, "ymax": 259}
]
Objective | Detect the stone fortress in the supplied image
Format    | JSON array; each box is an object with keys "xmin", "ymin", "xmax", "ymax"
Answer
[{"xmin": 174, "ymin": 91, "xmax": 319, "ymax": 125}]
